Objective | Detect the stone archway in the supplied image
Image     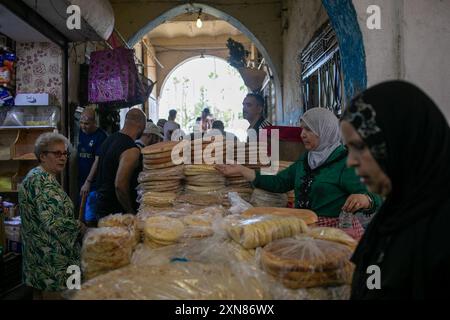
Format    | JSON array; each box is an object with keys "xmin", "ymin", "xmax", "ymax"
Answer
[{"xmin": 127, "ymin": 2, "xmax": 284, "ymax": 123}]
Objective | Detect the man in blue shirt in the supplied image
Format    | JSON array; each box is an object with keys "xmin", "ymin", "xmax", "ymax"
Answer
[{"xmin": 78, "ymin": 108, "xmax": 107, "ymax": 226}]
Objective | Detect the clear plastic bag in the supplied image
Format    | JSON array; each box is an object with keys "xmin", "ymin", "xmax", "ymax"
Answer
[
  {"xmin": 81, "ymin": 227, "xmax": 135, "ymax": 280},
  {"xmin": 250, "ymin": 188, "xmax": 288, "ymax": 208},
  {"xmin": 97, "ymin": 213, "xmax": 140, "ymax": 246},
  {"xmin": 70, "ymin": 261, "xmax": 270, "ymax": 300},
  {"xmin": 307, "ymin": 227, "xmax": 358, "ymax": 250},
  {"xmin": 228, "ymin": 191, "xmax": 253, "ymax": 215},
  {"xmin": 225, "ymin": 214, "xmax": 309, "ymax": 249},
  {"xmin": 259, "ymin": 236, "xmax": 354, "ymax": 289}
]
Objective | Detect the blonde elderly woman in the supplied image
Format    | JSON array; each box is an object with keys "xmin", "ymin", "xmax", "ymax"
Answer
[
  {"xmin": 216, "ymin": 108, "xmax": 383, "ymax": 239},
  {"xmin": 19, "ymin": 132, "xmax": 82, "ymax": 299}
]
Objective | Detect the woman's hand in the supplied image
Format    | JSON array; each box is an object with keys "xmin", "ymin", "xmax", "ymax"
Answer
[
  {"xmin": 215, "ymin": 164, "xmax": 243, "ymax": 176},
  {"xmin": 215, "ymin": 164, "xmax": 256, "ymax": 182},
  {"xmin": 342, "ymin": 194, "xmax": 371, "ymax": 213}
]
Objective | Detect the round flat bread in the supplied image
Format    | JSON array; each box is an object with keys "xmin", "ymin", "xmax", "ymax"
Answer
[
  {"xmin": 143, "ymin": 156, "xmax": 174, "ymax": 165},
  {"xmin": 139, "ymin": 175, "xmax": 183, "ymax": 182},
  {"xmin": 307, "ymin": 227, "xmax": 358, "ymax": 250},
  {"xmin": 182, "ymin": 214, "xmax": 213, "ymax": 227},
  {"xmin": 175, "ymin": 193, "xmax": 222, "ymax": 206},
  {"xmin": 266, "ymin": 262, "xmax": 354, "ymax": 289},
  {"xmin": 185, "ymin": 185, "xmax": 226, "ymax": 193},
  {"xmin": 141, "ymin": 141, "xmax": 180, "ymax": 155},
  {"xmin": 183, "ymin": 227, "xmax": 214, "ymax": 239},
  {"xmin": 144, "ymin": 162, "xmax": 179, "ymax": 170},
  {"xmin": 144, "ymin": 150, "xmax": 174, "ymax": 160},
  {"xmin": 141, "ymin": 178, "xmax": 181, "ymax": 186},
  {"xmin": 185, "ymin": 182, "xmax": 225, "ymax": 188},
  {"xmin": 241, "ymin": 207, "xmax": 318, "ymax": 225},
  {"xmin": 184, "ymin": 165, "xmax": 218, "ymax": 175},
  {"xmin": 144, "ymin": 216, "xmax": 185, "ymax": 242},
  {"xmin": 142, "ymin": 186, "xmax": 182, "ymax": 193},
  {"xmin": 261, "ymin": 238, "xmax": 353, "ymax": 273}
]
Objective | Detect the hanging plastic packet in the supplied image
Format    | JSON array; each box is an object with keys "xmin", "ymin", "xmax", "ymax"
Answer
[{"xmin": 338, "ymin": 211, "xmax": 353, "ymax": 229}]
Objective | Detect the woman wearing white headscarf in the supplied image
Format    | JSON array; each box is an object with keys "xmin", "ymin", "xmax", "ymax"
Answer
[{"xmin": 216, "ymin": 108, "xmax": 382, "ymax": 239}]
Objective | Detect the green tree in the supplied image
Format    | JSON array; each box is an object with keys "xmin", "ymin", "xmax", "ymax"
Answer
[{"xmin": 180, "ymin": 77, "xmax": 190, "ymax": 129}]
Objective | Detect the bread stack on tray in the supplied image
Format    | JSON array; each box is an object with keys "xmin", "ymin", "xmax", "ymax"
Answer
[{"xmin": 139, "ymin": 141, "xmax": 184, "ymax": 208}]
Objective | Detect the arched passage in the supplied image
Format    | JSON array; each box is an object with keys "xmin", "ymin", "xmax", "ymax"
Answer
[
  {"xmin": 124, "ymin": 1, "xmax": 367, "ymax": 123},
  {"xmin": 158, "ymin": 55, "xmax": 249, "ymax": 141},
  {"xmin": 127, "ymin": 2, "xmax": 283, "ymax": 123}
]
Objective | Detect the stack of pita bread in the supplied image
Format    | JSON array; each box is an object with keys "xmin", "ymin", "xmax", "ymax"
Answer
[
  {"xmin": 250, "ymin": 188, "xmax": 288, "ymax": 208},
  {"xmin": 81, "ymin": 227, "xmax": 135, "ymax": 280},
  {"xmin": 224, "ymin": 174, "xmax": 253, "ymax": 203},
  {"xmin": 260, "ymin": 237, "xmax": 354, "ymax": 289},
  {"xmin": 143, "ymin": 215, "xmax": 185, "ymax": 248},
  {"xmin": 183, "ymin": 164, "xmax": 227, "ymax": 195},
  {"xmin": 139, "ymin": 141, "xmax": 185, "ymax": 208},
  {"xmin": 98, "ymin": 213, "xmax": 140, "ymax": 246},
  {"xmin": 189, "ymin": 139, "xmax": 227, "ymax": 164}
]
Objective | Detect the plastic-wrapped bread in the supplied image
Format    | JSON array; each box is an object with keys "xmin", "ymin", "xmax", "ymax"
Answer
[
  {"xmin": 242, "ymin": 207, "xmax": 318, "ymax": 225},
  {"xmin": 70, "ymin": 262, "xmax": 270, "ymax": 300},
  {"xmin": 81, "ymin": 227, "xmax": 134, "ymax": 280},
  {"xmin": 225, "ymin": 215, "xmax": 309, "ymax": 249},
  {"xmin": 250, "ymin": 188, "xmax": 288, "ymax": 208},
  {"xmin": 98, "ymin": 213, "xmax": 140, "ymax": 246},
  {"xmin": 144, "ymin": 216, "xmax": 185, "ymax": 247},
  {"xmin": 260, "ymin": 237, "xmax": 354, "ymax": 289},
  {"xmin": 307, "ymin": 227, "xmax": 358, "ymax": 250}
]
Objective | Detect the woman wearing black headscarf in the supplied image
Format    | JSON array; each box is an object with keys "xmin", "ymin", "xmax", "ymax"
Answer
[{"xmin": 340, "ymin": 81, "xmax": 450, "ymax": 299}]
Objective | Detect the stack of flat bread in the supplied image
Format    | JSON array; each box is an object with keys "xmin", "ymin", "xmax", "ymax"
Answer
[
  {"xmin": 181, "ymin": 213, "xmax": 215, "ymax": 239},
  {"xmin": 224, "ymin": 174, "xmax": 253, "ymax": 203},
  {"xmin": 143, "ymin": 213, "xmax": 216, "ymax": 249},
  {"xmin": 250, "ymin": 188, "xmax": 288, "ymax": 208},
  {"xmin": 81, "ymin": 227, "xmax": 135, "ymax": 280},
  {"xmin": 98, "ymin": 213, "xmax": 140, "ymax": 246},
  {"xmin": 260, "ymin": 237, "xmax": 354, "ymax": 289},
  {"xmin": 307, "ymin": 227, "xmax": 358, "ymax": 251},
  {"xmin": 175, "ymin": 193, "xmax": 223, "ymax": 207},
  {"xmin": 183, "ymin": 164, "xmax": 227, "ymax": 195},
  {"xmin": 143, "ymin": 215, "xmax": 185, "ymax": 248},
  {"xmin": 190, "ymin": 139, "xmax": 227, "ymax": 164},
  {"xmin": 139, "ymin": 142, "xmax": 184, "ymax": 208},
  {"xmin": 225, "ymin": 214, "xmax": 309, "ymax": 249}
]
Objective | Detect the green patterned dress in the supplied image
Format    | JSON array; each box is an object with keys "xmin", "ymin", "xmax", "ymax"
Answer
[{"xmin": 19, "ymin": 166, "xmax": 81, "ymax": 291}]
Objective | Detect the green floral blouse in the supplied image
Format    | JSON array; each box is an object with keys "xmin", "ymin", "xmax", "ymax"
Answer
[{"xmin": 19, "ymin": 166, "xmax": 80, "ymax": 292}]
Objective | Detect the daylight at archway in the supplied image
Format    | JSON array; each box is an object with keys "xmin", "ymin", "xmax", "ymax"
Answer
[{"xmin": 158, "ymin": 56, "xmax": 249, "ymax": 142}]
